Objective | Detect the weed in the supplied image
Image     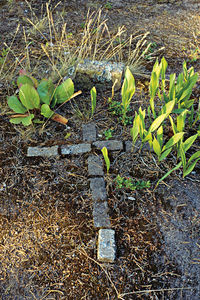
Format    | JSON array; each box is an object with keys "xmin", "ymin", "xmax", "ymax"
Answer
[
  {"xmin": 0, "ymin": 48, "xmax": 9, "ymax": 66},
  {"xmin": 104, "ymin": 2, "xmax": 112, "ymax": 10},
  {"xmin": 115, "ymin": 175, "xmax": 151, "ymax": 191},
  {"xmin": 104, "ymin": 128, "xmax": 114, "ymax": 140},
  {"xmin": 143, "ymin": 42, "xmax": 158, "ymax": 61},
  {"xmin": 108, "ymin": 100, "xmax": 133, "ymax": 125}
]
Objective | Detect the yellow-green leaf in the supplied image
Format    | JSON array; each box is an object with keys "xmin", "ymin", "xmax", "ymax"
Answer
[
  {"xmin": 149, "ymin": 114, "xmax": 167, "ymax": 133},
  {"xmin": 162, "ymin": 132, "xmax": 184, "ymax": 151},
  {"xmin": 153, "ymin": 137, "xmax": 161, "ymax": 157}
]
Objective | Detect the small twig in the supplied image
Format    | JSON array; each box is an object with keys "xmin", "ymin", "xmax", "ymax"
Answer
[{"xmin": 79, "ymin": 248, "xmax": 120, "ymax": 299}]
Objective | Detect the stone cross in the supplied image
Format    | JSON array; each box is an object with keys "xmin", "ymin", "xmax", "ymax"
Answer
[{"xmin": 27, "ymin": 122, "xmax": 129, "ymax": 263}]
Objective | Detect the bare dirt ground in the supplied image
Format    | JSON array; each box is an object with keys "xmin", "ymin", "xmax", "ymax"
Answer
[{"xmin": 0, "ymin": 1, "xmax": 200, "ymax": 299}]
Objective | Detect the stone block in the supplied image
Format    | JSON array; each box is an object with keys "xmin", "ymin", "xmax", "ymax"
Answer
[
  {"xmin": 97, "ymin": 229, "xmax": 116, "ymax": 262},
  {"xmin": 27, "ymin": 146, "xmax": 59, "ymax": 157},
  {"xmin": 74, "ymin": 59, "xmax": 124, "ymax": 91},
  {"xmin": 82, "ymin": 123, "xmax": 96, "ymax": 142},
  {"xmin": 93, "ymin": 201, "xmax": 111, "ymax": 228},
  {"xmin": 88, "ymin": 155, "xmax": 104, "ymax": 176},
  {"xmin": 61, "ymin": 143, "xmax": 91, "ymax": 155},
  {"xmin": 93, "ymin": 140, "xmax": 123, "ymax": 151},
  {"xmin": 90, "ymin": 177, "xmax": 107, "ymax": 201},
  {"xmin": 125, "ymin": 140, "xmax": 151, "ymax": 153}
]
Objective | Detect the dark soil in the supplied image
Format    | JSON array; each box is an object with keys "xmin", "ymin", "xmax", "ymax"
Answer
[{"xmin": 0, "ymin": 1, "xmax": 200, "ymax": 299}]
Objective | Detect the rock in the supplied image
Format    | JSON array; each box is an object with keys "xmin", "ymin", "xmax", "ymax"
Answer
[
  {"xmin": 88, "ymin": 155, "xmax": 104, "ymax": 176},
  {"xmin": 61, "ymin": 143, "xmax": 91, "ymax": 155},
  {"xmin": 97, "ymin": 229, "xmax": 116, "ymax": 262},
  {"xmin": 74, "ymin": 59, "xmax": 125, "ymax": 91},
  {"xmin": 82, "ymin": 122, "xmax": 97, "ymax": 142},
  {"xmin": 93, "ymin": 140, "xmax": 123, "ymax": 151},
  {"xmin": 27, "ymin": 146, "xmax": 59, "ymax": 157},
  {"xmin": 93, "ymin": 201, "xmax": 111, "ymax": 228},
  {"xmin": 90, "ymin": 177, "xmax": 107, "ymax": 201}
]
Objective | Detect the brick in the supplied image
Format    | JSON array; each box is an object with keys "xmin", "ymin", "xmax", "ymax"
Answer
[
  {"xmin": 97, "ymin": 229, "xmax": 116, "ymax": 262},
  {"xmin": 82, "ymin": 123, "xmax": 96, "ymax": 142},
  {"xmin": 125, "ymin": 140, "xmax": 151, "ymax": 153},
  {"xmin": 93, "ymin": 140, "xmax": 123, "ymax": 151},
  {"xmin": 27, "ymin": 146, "xmax": 58, "ymax": 157},
  {"xmin": 90, "ymin": 177, "xmax": 107, "ymax": 201},
  {"xmin": 88, "ymin": 155, "xmax": 104, "ymax": 176},
  {"xmin": 61, "ymin": 143, "xmax": 91, "ymax": 155},
  {"xmin": 93, "ymin": 201, "xmax": 111, "ymax": 228}
]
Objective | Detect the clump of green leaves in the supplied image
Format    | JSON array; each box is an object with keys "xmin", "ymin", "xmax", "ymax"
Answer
[
  {"xmin": 131, "ymin": 57, "xmax": 200, "ymax": 183},
  {"xmin": 0, "ymin": 47, "xmax": 9, "ymax": 66},
  {"xmin": 104, "ymin": 128, "xmax": 114, "ymax": 140},
  {"xmin": 7, "ymin": 70, "xmax": 81, "ymax": 126},
  {"xmin": 108, "ymin": 66, "xmax": 135, "ymax": 126},
  {"xmin": 115, "ymin": 175, "xmax": 151, "ymax": 191},
  {"xmin": 104, "ymin": 2, "xmax": 112, "ymax": 9},
  {"xmin": 143, "ymin": 42, "xmax": 158, "ymax": 61},
  {"xmin": 108, "ymin": 100, "xmax": 133, "ymax": 125}
]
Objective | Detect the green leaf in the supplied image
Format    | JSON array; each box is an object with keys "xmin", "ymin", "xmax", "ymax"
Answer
[
  {"xmin": 156, "ymin": 161, "xmax": 182, "ymax": 187},
  {"xmin": 19, "ymin": 84, "xmax": 40, "ymax": 110},
  {"xmin": 149, "ymin": 114, "xmax": 167, "ymax": 133},
  {"xmin": 162, "ymin": 132, "xmax": 184, "ymax": 151},
  {"xmin": 169, "ymin": 115, "xmax": 177, "ymax": 134},
  {"xmin": 41, "ymin": 104, "xmax": 54, "ymax": 118},
  {"xmin": 54, "ymin": 78, "xmax": 74, "ymax": 104},
  {"xmin": 178, "ymin": 74, "xmax": 198, "ymax": 102},
  {"xmin": 90, "ymin": 86, "xmax": 96, "ymax": 117},
  {"xmin": 37, "ymin": 79, "xmax": 55, "ymax": 105},
  {"xmin": 10, "ymin": 114, "xmax": 34, "ymax": 126},
  {"xmin": 160, "ymin": 99, "xmax": 175, "ymax": 116},
  {"xmin": 101, "ymin": 147, "xmax": 110, "ymax": 174},
  {"xmin": 161, "ymin": 56, "xmax": 168, "ymax": 80},
  {"xmin": 188, "ymin": 150, "xmax": 200, "ymax": 164},
  {"xmin": 179, "ymin": 143, "xmax": 186, "ymax": 170},
  {"xmin": 177, "ymin": 110, "xmax": 188, "ymax": 132},
  {"xmin": 149, "ymin": 72, "xmax": 158, "ymax": 116},
  {"xmin": 17, "ymin": 75, "xmax": 35, "ymax": 88},
  {"xmin": 22, "ymin": 114, "xmax": 34, "ymax": 126},
  {"xmin": 157, "ymin": 125, "xmax": 163, "ymax": 147},
  {"xmin": 159, "ymin": 148, "xmax": 172, "ymax": 161},
  {"xmin": 183, "ymin": 158, "xmax": 200, "ymax": 178},
  {"xmin": 131, "ymin": 113, "xmax": 139, "ymax": 144},
  {"xmin": 169, "ymin": 73, "xmax": 176, "ymax": 101},
  {"xmin": 153, "ymin": 137, "xmax": 161, "ymax": 157},
  {"xmin": 182, "ymin": 134, "xmax": 198, "ymax": 153},
  {"xmin": 8, "ymin": 95, "xmax": 27, "ymax": 113},
  {"xmin": 121, "ymin": 67, "xmax": 135, "ymax": 123}
]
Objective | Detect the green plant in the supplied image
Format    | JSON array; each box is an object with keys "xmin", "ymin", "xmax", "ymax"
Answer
[
  {"xmin": 143, "ymin": 42, "xmax": 158, "ymax": 61},
  {"xmin": 104, "ymin": 128, "xmax": 114, "ymax": 140},
  {"xmin": 101, "ymin": 147, "xmax": 110, "ymax": 174},
  {"xmin": 104, "ymin": 2, "xmax": 112, "ymax": 9},
  {"xmin": 0, "ymin": 47, "xmax": 9, "ymax": 66},
  {"xmin": 90, "ymin": 86, "xmax": 96, "ymax": 118},
  {"xmin": 7, "ymin": 70, "xmax": 81, "ymax": 126},
  {"xmin": 108, "ymin": 100, "xmax": 133, "ymax": 125},
  {"xmin": 131, "ymin": 57, "xmax": 200, "ymax": 183},
  {"xmin": 115, "ymin": 175, "xmax": 151, "ymax": 191},
  {"xmin": 107, "ymin": 67, "xmax": 135, "ymax": 126},
  {"xmin": 121, "ymin": 67, "xmax": 136, "ymax": 125}
]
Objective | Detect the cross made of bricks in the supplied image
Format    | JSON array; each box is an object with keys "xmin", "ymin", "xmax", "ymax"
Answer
[{"xmin": 27, "ymin": 122, "xmax": 134, "ymax": 263}]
